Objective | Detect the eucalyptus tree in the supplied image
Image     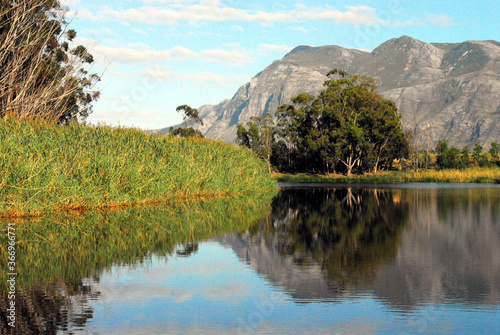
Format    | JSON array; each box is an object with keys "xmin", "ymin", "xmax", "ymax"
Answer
[
  {"xmin": 0, "ymin": 0, "xmax": 100, "ymax": 123},
  {"xmin": 169, "ymin": 104, "xmax": 204, "ymax": 138},
  {"xmin": 176, "ymin": 104, "xmax": 203, "ymax": 127},
  {"xmin": 274, "ymin": 70, "xmax": 408, "ymax": 175},
  {"xmin": 236, "ymin": 113, "xmax": 275, "ymax": 172}
]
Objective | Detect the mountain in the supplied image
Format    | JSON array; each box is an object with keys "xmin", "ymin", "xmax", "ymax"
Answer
[{"xmin": 159, "ymin": 36, "xmax": 500, "ymax": 148}]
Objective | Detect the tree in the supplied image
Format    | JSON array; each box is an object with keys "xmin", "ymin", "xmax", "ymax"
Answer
[
  {"xmin": 236, "ymin": 113, "xmax": 275, "ymax": 172},
  {"xmin": 169, "ymin": 127, "xmax": 204, "ymax": 138},
  {"xmin": 489, "ymin": 142, "xmax": 499, "ymax": 165},
  {"xmin": 436, "ymin": 139, "xmax": 460, "ymax": 169},
  {"xmin": 169, "ymin": 104, "xmax": 204, "ymax": 138},
  {"xmin": 0, "ymin": 0, "xmax": 100, "ymax": 123},
  {"xmin": 472, "ymin": 142, "xmax": 489, "ymax": 167},
  {"xmin": 473, "ymin": 142, "xmax": 483, "ymax": 162},
  {"xmin": 436, "ymin": 139, "xmax": 450, "ymax": 169},
  {"xmin": 176, "ymin": 104, "xmax": 203, "ymax": 127},
  {"xmin": 459, "ymin": 147, "xmax": 471, "ymax": 170},
  {"xmin": 273, "ymin": 70, "xmax": 408, "ymax": 175}
]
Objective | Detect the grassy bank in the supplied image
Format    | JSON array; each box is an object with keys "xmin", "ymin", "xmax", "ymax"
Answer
[
  {"xmin": 0, "ymin": 119, "xmax": 276, "ymax": 217},
  {"xmin": 275, "ymin": 167, "xmax": 500, "ymax": 184}
]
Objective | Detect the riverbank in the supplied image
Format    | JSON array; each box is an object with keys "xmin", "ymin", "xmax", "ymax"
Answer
[
  {"xmin": 0, "ymin": 119, "xmax": 276, "ymax": 218},
  {"xmin": 274, "ymin": 167, "xmax": 500, "ymax": 184}
]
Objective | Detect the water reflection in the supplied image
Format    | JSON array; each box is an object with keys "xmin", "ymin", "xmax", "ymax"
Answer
[
  {"xmin": 378, "ymin": 186, "xmax": 500, "ymax": 309},
  {"xmin": 0, "ymin": 194, "xmax": 275, "ymax": 334},
  {"xmin": 1, "ymin": 185, "xmax": 499, "ymax": 333},
  {"xmin": 219, "ymin": 186, "xmax": 500, "ymax": 310},
  {"xmin": 216, "ymin": 187, "xmax": 407, "ymax": 302},
  {"xmin": 0, "ymin": 279, "xmax": 96, "ymax": 334}
]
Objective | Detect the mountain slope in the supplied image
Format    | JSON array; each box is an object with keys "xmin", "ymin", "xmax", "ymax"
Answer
[{"xmin": 160, "ymin": 36, "xmax": 500, "ymax": 148}]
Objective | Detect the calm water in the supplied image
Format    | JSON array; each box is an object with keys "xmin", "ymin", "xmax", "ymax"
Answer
[{"xmin": 2, "ymin": 184, "xmax": 500, "ymax": 334}]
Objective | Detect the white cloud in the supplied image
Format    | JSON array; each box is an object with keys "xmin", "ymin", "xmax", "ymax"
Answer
[
  {"xmin": 131, "ymin": 28, "xmax": 148, "ymax": 35},
  {"xmin": 259, "ymin": 44, "xmax": 293, "ymax": 53},
  {"xmin": 81, "ymin": 39, "xmax": 252, "ymax": 65},
  {"xmin": 68, "ymin": 1, "xmax": 459, "ymax": 30},
  {"xmin": 289, "ymin": 26, "xmax": 309, "ymax": 34},
  {"xmin": 426, "ymin": 14, "xmax": 459, "ymax": 27},
  {"xmin": 201, "ymin": 49, "xmax": 253, "ymax": 64},
  {"xmin": 112, "ymin": 67, "xmax": 248, "ymax": 87},
  {"xmin": 97, "ymin": 2, "xmax": 384, "ymax": 26},
  {"xmin": 91, "ymin": 44, "xmax": 197, "ymax": 63}
]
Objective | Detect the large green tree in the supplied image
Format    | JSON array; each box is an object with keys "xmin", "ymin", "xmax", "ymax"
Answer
[
  {"xmin": 0, "ymin": 0, "xmax": 100, "ymax": 123},
  {"xmin": 274, "ymin": 70, "xmax": 409, "ymax": 175}
]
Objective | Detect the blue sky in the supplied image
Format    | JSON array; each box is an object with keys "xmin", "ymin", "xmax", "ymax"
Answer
[{"xmin": 60, "ymin": 0, "xmax": 499, "ymax": 130}]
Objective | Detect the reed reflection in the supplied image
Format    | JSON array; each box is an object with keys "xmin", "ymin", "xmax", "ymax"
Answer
[{"xmin": 0, "ymin": 193, "xmax": 275, "ymax": 334}]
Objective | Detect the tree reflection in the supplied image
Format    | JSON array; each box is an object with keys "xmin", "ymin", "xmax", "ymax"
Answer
[
  {"xmin": 0, "ymin": 279, "xmax": 96, "ymax": 334},
  {"xmin": 175, "ymin": 242, "xmax": 199, "ymax": 257},
  {"xmin": 259, "ymin": 187, "xmax": 409, "ymax": 286},
  {"xmin": 231, "ymin": 186, "xmax": 500, "ymax": 308}
]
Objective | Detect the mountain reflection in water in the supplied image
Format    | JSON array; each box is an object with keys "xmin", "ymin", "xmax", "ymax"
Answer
[
  {"xmin": 1, "ymin": 185, "xmax": 499, "ymax": 334},
  {"xmin": 217, "ymin": 186, "xmax": 500, "ymax": 309}
]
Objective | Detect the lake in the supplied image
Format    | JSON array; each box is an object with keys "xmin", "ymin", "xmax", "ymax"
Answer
[{"xmin": 1, "ymin": 184, "xmax": 500, "ymax": 334}]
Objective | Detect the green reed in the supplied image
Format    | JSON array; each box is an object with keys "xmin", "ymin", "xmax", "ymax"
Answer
[{"xmin": 0, "ymin": 119, "xmax": 277, "ymax": 217}]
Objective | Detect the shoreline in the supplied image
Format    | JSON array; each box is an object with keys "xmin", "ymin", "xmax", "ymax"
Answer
[
  {"xmin": 0, "ymin": 191, "xmax": 252, "ymax": 219},
  {"xmin": 274, "ymin": 167, "xmax": 500, "ymax": 184}
]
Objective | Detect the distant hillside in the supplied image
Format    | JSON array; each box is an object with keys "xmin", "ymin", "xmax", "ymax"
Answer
[{"xmin": 158, "ymin": 36, "xmax": 500, "ymax": 148}]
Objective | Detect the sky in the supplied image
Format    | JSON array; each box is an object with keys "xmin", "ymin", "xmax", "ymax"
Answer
[{"xmin": 59, "ymin": 0, "xmax": 499, "ymax": 130}]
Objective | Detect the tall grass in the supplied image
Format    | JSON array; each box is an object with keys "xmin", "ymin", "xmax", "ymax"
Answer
[
  {"xmin": 0, "ymin": 118, "xmax": 276, "ymax": 217},
  {"xmin": 275, "ymin": 167, "xmax": 500, "ymax": 184}
]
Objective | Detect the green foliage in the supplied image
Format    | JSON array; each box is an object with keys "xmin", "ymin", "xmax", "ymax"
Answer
[
  {"xmin": 236, "ymin": 113, "xmax": 275, "ymax": 171},
  {"xmin": 0, "ymin": 0, "xmax": 100, "ymax": 122},
  {"xmin": 434, "ymin": 139, "xmax": 500, "ymax": 170},
  {"xmin": 169, "ymin": 127, "xmax": 204, "ymax": 138},
  {"xmin": 471, "ymin": 141, "xmax": 492, "ymax": 167},
  {"xmin": 436, "ymin": 139, "xmax": 461, "ymax": 169},
  {"xmin": 489, "ymin": 142, "xmax": 499, "ymax": 165},
  {"xmin": 0, "ymin": 119, "xmax": 276, "ymax": 217},
  {"xmin": 473, "ymin": 142, "xmax": 483, "ymax": 163},
  {"xmin": 176, "ymin": 104, "xmax": 203, "ymax": 127},
  {"xmin": 460, "ymin": 146, "xmax": 472, "ymax": 169},
  {"xmin": 170, "ymin": 104, "xmax": 205, "ymax": 138},
  {"xmin": 273, "ymin": 70, "xmax": 409, "ymax": 175}
]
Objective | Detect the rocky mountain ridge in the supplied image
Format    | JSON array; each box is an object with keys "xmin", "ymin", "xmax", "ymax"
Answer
[{"xmin": 160, "ymin": 36, "xmax": 500, "ymax": 148}]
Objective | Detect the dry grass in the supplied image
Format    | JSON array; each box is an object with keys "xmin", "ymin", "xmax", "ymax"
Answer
[{"xmin": 275, "ymin": 167, "xmax": 500, "ymax": 184}]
